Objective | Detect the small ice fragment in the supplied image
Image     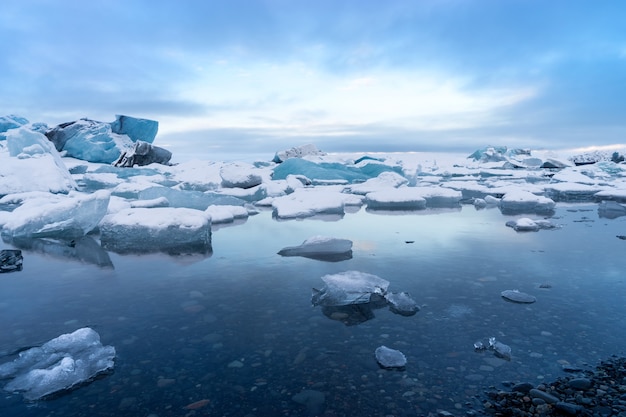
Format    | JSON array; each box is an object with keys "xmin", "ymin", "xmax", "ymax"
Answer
[
  {"xmin": 501, "ymin": 289, "xmax": 536, "ymax": 304},
  {"xmin": 375, "ymin": 345, "xmax": 407, "ymax": 369},
  {"xmin": 488, "ymin": 337, "xmax": 512, "ymax": 360},
  {"xmin": 385, "ymin": 292, "xmax": 419, "ymax": 316},
  {"xmin": 473, "ymin": 341, "xmax": 485, "ymax": 351},
  {"xmin": 311, "ymin": 271, "xmax": 389, "ymax": 307}
]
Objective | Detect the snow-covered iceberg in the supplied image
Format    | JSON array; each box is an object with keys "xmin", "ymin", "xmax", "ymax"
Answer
[
  {"xmin": 0, "ymin": 127, "xmax": 76, "ymax": 196},
  {"xmin": 0, "ymin": 328, "xmax": 115, "ymax": 400},
  {"xmin": 271, "ymin": 188, "xmax": 362, "ymax": 219},
  {"xmin": 365, "ymin": 188, "xmax": 427, "ymax": 210},
  {"xmin": 45, "ymin": 115, "xmax": 159, "ymax": 164},
  {"xmin": 0, "ymin": 191, "xmax": 110, "ymax": 240},
  {"xmin": 99, "ymin": 207, "xmax": 211, "ymax": 255},
  {"xmin": 499, "ymin": 190, "xmax": 555, "ymax": 214}
]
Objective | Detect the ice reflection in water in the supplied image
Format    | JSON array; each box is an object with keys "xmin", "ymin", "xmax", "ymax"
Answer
[{"xmin": 0, "ymin": 204, "xmax": 626, "ymax": 416}]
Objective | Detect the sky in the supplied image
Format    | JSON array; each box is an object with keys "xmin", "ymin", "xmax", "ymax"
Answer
[{"xmin": 1, "ymin": 0, "xmax": 626, "ymax": 158}]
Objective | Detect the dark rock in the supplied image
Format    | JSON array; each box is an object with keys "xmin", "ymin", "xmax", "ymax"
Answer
[
  {"xmin": 569, "ymin": 377, "xmax": 593, "ymax": 390},
  {"xmin": 529, "ymin": 388, "xmax": 560, "ymax": 404},
  {"xmin": 511, "ymin": 382, "xmax": 534, "ymax": 393},
  {"xmin": 556, "ymin": 401, "xmax": 582, "ymax": 415},
  {"xmin": 113, "ymin": 141, "xmax": 171, "ymax": 167},
  {"xmin": 0, "ymin": 249, "xmax": 23, "ymax": 273}
]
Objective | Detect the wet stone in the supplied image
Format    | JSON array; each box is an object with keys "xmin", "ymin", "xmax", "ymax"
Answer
[
  {"xmin": 569, "ymin": 377, "xmax": 592, "ymax": 390},
  {"xmin": 529, "ymin": 388, "xmax": 559, "ymax": 404},
  {"xmin": 0, "ymin": 249, "xmax": 23, "ymax": 273},
  {"xmin": 512, "ymin": 382, "xmax": 534, "ymax": 393}
]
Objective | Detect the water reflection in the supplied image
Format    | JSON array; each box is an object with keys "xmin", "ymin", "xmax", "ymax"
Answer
[{"xmin": 3, "ymin": 236, "xmax": 113, "ymax": 269}]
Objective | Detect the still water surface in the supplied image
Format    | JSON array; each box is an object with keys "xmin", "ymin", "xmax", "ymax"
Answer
[{"xmin": 1, "ymin": 204, "xmax": 625, "ymax": 416}]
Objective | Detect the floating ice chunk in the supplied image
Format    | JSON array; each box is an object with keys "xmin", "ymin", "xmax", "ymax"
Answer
[
  {"xmin": 0, "ymin": 249, "xmax": 23, "ymax": 272},
  {"xmin": 220, "ymin": 162, "xmax": 263, "ymax": 189},
  {"xmin": 595, "ymin": 188, "xmax": 626, "ymax": 204},
  {"xmin": 273, "ymin": 143, "xmax": 325, "ymax": 163},
  {"xmin": 345, "ymin": 172, "xmax": 408, "ymax": 195},
  {"xmin": 99, "ymin": 207, "xmax": 211, "ymax": 254},
  {"xmin": 205, "ymin": 204, "xmax": 249, "ymax": 224},
  {"xmin": 411, "ymin": 186, "xmax": 462, "ymax": 208},
  {"xmin": 501, "ymin": 289, "xmax": 537, "ymax": 303},
  {"xmin": 385, "ymin": 292, "xmax": 420, "ymax": 316},
  {"xmin": 544, "ymin": 182, "xmax": 604, "ymax": 202},
  {"xmin": 488, "ymin": 337, "xmax": 512, "ymax": 360},
  {"xmin": 500, "ymin": 190, "xmax": 555, "ymax": 214},
  {"xmin": 271, "ymin": 188, "xmax": 360, "ymax": 219},
  {"xmin": 0, "ymin": 328, "xmax": 115, "ymax": 400},
  {"xmin": 375, "ymin": 345, "xmax": 407, "ymax": 369},
  {"xmin": 312, "ymin": 271, "xmax": 389, "ymax": 307},
  {"xmin": 1, "ymin": 191, "xmax": 110, "ymax": 240},
  {"xmin": 278, "ymin": 236, "xmax": 353, "ymax": 261},
  {"xmin": 505, "ymin": 217, "xmax": 556, "ymax": 232},
  {"xmin": 0, "ymin": 127, "xmax": 76, "ymax": 195},
  {"xmin": 365, "ymin": 188, "xmax": 427, "ymax": 210}
]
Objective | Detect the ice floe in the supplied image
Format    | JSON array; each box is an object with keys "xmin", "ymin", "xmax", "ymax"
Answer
[
  {"xmin": 0, "ymin": 328, "xmax": 115, "ymax": 400},
  {"xmin": 278, "ymin": 236, "xmax": 353, "ymax": 261}
]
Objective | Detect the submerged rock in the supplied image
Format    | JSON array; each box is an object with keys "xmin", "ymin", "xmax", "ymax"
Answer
[
  {"xmin": 292, "ymin": 389, "xmax": 326, "ymax": 416},
  {"xmin": 501, "ymin": 289, "xmax": 537, "ymax": 304},
  {"xmin": 375, "ymin": 345, "xmax": 407, "ymax": 369},
  {"xmin": 0, "ymin": 249, "xmax": 23, "ymax": 272}
]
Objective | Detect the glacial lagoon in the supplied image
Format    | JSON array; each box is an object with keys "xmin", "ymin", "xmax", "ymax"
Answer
[{"xmin": 2, "ymin": 203, "xmax": 626, "ymax": 416}]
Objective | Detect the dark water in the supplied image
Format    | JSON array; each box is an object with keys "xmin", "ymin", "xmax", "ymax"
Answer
[{"xmin": 1, "ymin": 204, "xmax": 626, "ymax": 416}]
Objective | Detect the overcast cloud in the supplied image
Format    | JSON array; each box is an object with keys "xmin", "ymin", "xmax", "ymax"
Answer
[{"xmin": 2, "ymin": 0, "xmax": 625, "ymax": 158}]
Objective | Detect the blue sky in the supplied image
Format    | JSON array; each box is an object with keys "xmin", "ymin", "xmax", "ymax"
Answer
[{"xmin": 2, "ymin": 0, "xmax": 626, "ymax": 157}]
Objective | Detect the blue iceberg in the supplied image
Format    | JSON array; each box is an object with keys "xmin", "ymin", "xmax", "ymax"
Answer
[
  {"xmin": 45, "ymin": 115, "xmax": 159, "ymax": 164},
  {"xmin": 272, "ymin": 158, "xmax": 404, "ymax": 184}
]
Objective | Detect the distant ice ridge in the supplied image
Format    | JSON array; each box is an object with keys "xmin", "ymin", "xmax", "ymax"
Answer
[
  {"xmin": 0, "ymin": 328, "xmax": 115, "ymax": 400},
  {"xmin": 4, "ymin": 125, "xmax": 626, "ymax": 257}
]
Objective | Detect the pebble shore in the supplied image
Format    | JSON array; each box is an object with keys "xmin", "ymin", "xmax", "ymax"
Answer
[{"xmin": 480, "ymin": 356, "xmax": 626, "ymax": 417}]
